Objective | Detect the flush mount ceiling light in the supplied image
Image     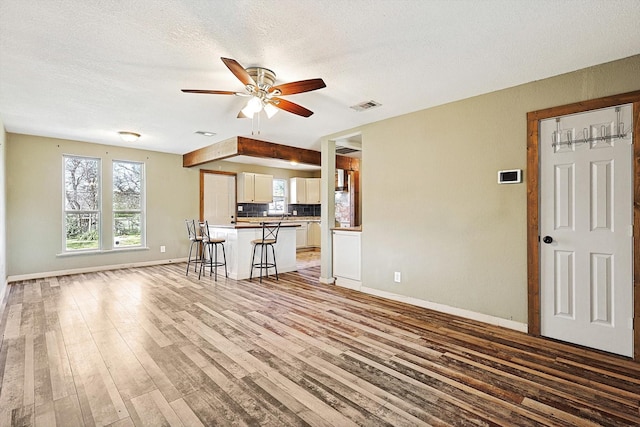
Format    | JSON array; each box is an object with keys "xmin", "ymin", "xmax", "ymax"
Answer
[
  {"xmin": 118, "ymin": 131, "xmax": 140, "ymax": 142},
  {"xmin": 194, "ymin": 131, "xmax": 217, "ymax": 137}
]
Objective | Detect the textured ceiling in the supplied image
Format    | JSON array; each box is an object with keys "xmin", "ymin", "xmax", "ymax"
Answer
[{"xmin": 1, "ymin": 0, "xmax": 639, "ymax": 155}]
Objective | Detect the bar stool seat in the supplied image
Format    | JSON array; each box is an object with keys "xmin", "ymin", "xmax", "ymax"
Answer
[
  {"xmin": 250, "ymin": 222, "xmax": 281, "ymax": 283},
  {"xmin": 198, "ymin": 221, "xmax": 228, "ymax": 281}
]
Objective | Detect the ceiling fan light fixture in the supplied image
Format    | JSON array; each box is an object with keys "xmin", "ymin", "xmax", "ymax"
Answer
[
  {"xmin": 264, "ymin": 102, "xmax": 278, "ymax": 119},
  {"xmin": 118, "ymin": 131, "xmax": 140, "ymax": 142},
  {"xmin": 247, "ymin": 96, "xmax": 263, "ymax": 113}
]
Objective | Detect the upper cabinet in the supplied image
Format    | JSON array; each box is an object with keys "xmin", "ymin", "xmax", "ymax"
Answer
[
  {"xmin": 289, "ymin": 177, "xmax": 307, "ymax": 204},
  {"xmin": 290, "ymin": 177, "xmax": 321, "ymax": 204},
  {"xmin": 238, "ymin": 172, "xmax": 273, "ymax": 203},
  {"xmin": 305, "ymin": 178, "xmax": 320, "ymax": 204}
]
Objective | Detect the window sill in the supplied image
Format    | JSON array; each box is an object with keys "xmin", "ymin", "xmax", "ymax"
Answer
[{"xmin": 57, "ymin": 247, "xmax": 150, "ymax": 257}]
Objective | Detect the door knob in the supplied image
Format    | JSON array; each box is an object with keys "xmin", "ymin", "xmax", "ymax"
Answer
[{"xmin": 543, "ymin": 236, "xmax": 553, "ymax": 244}]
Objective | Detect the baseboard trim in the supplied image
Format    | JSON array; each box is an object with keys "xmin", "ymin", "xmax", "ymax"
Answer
[
  {"xmin": 319, "ymin": 276, "xmax": 335, "ymax": 285},
  {"xmin": 360, "ymin": 286, "xmax": 528, "ymax": 333},
  {"xmin": 7, "ymin": 258, "xmax": 188, "ymax": 283}
]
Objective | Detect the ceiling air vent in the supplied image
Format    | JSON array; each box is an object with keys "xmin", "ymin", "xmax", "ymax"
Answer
[
  {"xmin": 336, "ymin": 146, "xmax": 360, "ymax": 155},
  {"xmin": 350, "ymin": 100, "xmax": 381, "ymax": 112}
]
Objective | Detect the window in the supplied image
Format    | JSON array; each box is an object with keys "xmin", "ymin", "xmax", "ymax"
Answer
[
  {"xmin": 269, "ymin": 178, "xmax": 286, "ymax": 215},
  {"xmin": 64, "ymin": 155, "xmax": 101, "ymax": 251},
  {"xmin": 113, "ymin": 160, "xmax": 144, "ymax": 248}
]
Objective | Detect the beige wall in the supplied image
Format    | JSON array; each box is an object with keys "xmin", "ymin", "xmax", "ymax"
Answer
[
  {"xmin": 5, "ymin": 135, "xmax": 319, "ymax": 278},
  {"xmin": 198, "ymin": 159, "xmax": 319, "ymax": 180},
  {"xmin": 6, "ymin": 134, "xmax": 200, "ymax": 277},
  {"xmin": 332, "ymin": 54, "xmax": 640, "ymax": 324},
  {"xmin": 0, "ymin": 118, "xmax": 6, "ymax": 302}
]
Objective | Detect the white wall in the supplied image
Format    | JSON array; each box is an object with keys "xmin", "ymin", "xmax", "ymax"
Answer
[{"xmin": 327, "ymin": 54, "xmax": 640, "ymax": 325}]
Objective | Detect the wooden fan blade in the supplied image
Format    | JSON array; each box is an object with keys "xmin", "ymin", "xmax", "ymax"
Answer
[
  {"xmin": 271, "ymin": 98, "xmax": 314, "ymax": 117},
  {"xmin": 181, "ymin": 89, "xmax": 239, "ymax": 95},
  {"xmin": 271, "ymin": 78, "xmax": 326, "ymax": 95},
  {"xmin": 221, "ymin": 57, "xmax": 256, "ymax": 87}
]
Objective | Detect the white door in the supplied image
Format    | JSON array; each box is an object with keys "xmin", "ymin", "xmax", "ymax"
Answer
[
  {"xmin": 540, "ymin": 104, "xmax": 634, "ymax": 357},
  {"xmin": 203, "ymin": 173, "xmax": 236, "ymax": 225}
]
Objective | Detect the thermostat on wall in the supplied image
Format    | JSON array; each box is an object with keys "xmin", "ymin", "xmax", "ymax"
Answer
[{"xmin": 498, "ymin": 169, "xmax": 522, "ymax": 184}]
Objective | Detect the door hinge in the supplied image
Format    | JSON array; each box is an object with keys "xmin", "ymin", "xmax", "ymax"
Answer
[{"xmin": 630, "ymin": 224, "xmax": 634, "ymax": 237}]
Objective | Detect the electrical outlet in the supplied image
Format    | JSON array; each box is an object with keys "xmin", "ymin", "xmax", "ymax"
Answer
[
  {"xmin": 263, "ymin": 211, "xmax": 267, "ymax": 216},
  {"xmin": 237, "ymin": 205, "xmax": 243, "ymax": 212},
  {"xmin": 394, "ymin": 272, "xmax": 401, "ymax": 283},
  {"xmin": 160, "ymin": 245, "xmax": 166, "ymax": 253},
  {"xmin": 293, "ymin": 210, "xmax": 298, "ymax": 216}
]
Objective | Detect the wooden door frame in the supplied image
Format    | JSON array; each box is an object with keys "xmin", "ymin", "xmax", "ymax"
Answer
[
  {"xmin": 199, "ymin": 169, "xmax": 237, "ymax": 222},
  {"xmin": 527, "ymin": 90, "xmax": 640, "ymax": 360}
]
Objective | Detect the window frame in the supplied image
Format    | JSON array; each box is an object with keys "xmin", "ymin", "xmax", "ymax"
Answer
[
  {"xmin": 268, "ymin": 178, "xmax": 287, "ymax": 215},
  {"xmin": 112, "ymin": 159, "xmax": 146, "ymax": 249},
  {"xmin": 63, "ymin": 155, "xmax": 102, "ymax": 252}
]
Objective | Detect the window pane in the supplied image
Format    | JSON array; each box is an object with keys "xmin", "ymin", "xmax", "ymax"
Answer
[
  {"xmin": 65, "ymin": 157, "xmax": 99, "ymax": 210},
  {"xmin": 113, "ymin": 161, "xmax": 142, "ymax": 210},
  {"xmin": 64, "ymin": 155, "xmax": 100, "ymax": 251},
  {"xmin": 114, "ymin": 212, "xmax": 141, "ymax": 247},
  {"xmin": 65, "ymin": 212, "xmax": 100, "ymax": 250},
  {"xmin": 113, "ymin": 161, "xmax": 143, "ymax": 248},
  {"xmin": 273, "ymin": 179, "xmax": 285, "ymax": 197},
  {"xmin": 269, "ymin": 198, "xmax": 285, "ymax": 213},
  {"xmin": 269, "ymin": 179, "xmax": 286, "ymax": 214}
]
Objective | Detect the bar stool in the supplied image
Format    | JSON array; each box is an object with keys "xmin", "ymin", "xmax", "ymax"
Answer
[
  {"xmin": 198, "ymin": 221, "xmax": 228, "ymax": 281},
  {"xmin": 185, "ymin": 219, "xmax": 203, "ymax": 276},
  {"xmin": 250, "ymin": 222, "xmax": 281, "ymax": 283}
]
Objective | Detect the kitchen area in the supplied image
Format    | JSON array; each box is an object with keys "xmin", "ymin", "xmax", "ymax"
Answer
[{"xmin": 190, "ymin": 136, "xmax": 361, "ymax": 284}]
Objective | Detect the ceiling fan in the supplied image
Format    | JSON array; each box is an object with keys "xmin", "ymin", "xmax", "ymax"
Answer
[{"xmin": 182, "ymin": 57, "xmax": 326, "ymax": 119}]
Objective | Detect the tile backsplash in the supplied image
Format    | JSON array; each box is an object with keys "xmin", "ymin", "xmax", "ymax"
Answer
[
  {"xmin": 237, "ymin": 203, "xmax": 269, "ymax": 217},
  {"xmin": 236, "ymin": 203, "xmax": 321, "ymax": 218},
  {"xmin": 288, "ymin": 204, "xmax": 321, "ymax": 217}
]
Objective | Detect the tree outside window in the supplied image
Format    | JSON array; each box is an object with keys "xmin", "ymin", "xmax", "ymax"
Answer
[
  {"xmin": 64, "ymin": 156, "xmax": 100, "ymax": 250},
  {"xmin": 269, "ymin": 178, "xmax": 286, "ymax": 215},
  {"xmin": 113, "ymin": 161, "xmax": 144, "ymax": 247}
]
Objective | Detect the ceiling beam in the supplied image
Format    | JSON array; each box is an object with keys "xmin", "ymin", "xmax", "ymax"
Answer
[{"xmin": 183, "ymin": 136, "xmax": 359, "ymax": 170}]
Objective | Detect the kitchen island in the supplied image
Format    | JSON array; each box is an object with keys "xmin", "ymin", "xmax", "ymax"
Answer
[{"xmin": 208, "ymin": 222, "xmax": 299, "ymax": 280}]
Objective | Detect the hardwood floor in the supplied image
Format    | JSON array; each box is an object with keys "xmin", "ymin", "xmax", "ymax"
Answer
[{"xmin": 1, "ymin": 264, "xmax": 639, "ymax": 426}]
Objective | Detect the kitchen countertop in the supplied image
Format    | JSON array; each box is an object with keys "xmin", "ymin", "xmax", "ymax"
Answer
[
  {"xmin": 210, "ymin": 223, "xmax": 301, "ymax": 229},
  {"xmin": 237, "ymin": 217, "xmax": 320, "ymax": 223},
  {"xmin": 332, "ymin": 226, "xmax": 362, "ymax": 232}
]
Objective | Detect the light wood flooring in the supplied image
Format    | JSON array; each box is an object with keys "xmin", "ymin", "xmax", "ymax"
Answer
[
  {"xmin": 1, "ymin": 263, "xmax": 639, "ymax": 426},
  {"xmin": 296, "ymin": 250, "xmax": 321, "ymax": 271}
]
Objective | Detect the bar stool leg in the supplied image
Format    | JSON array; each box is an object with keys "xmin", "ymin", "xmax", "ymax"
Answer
[
  {"xmin": 221, "ymin": 243, "xmax": 228, "ymax": 278},
  {"xmin": 213, "ymin": 243, "xmax": 218, "ymax": 281},
  {"xmin": 270, "ymin": 244, "xmax": 278, "ymax": 280},
  {"xmin": 250, "ymin": 244, "xmax": 257, "ymax": 281}
]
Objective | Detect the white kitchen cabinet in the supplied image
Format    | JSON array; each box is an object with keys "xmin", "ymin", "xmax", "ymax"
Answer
[
  {"xmin": 289, "ymin": 177, "xmax": 321, "ymax": 204},
  {"xmin": 305, "ymin": 178, "xmax": 321, "ymax": 204},
  {"xmin": 333, "ymin": 229, "xmax": 361, "ymax": 290},
  {"xmin": 292, "ymin": 222, "xmax": 308, "ymax": 248},
  {"xmin": 289, "ymin": 177, "xmax": 307, "ymax": 204},
  {"xmin": 307, "ymin": 221, "xmax": 321, "ymax": 247},
  {"xmin": 238, "ymin": 172, "xmax": 273, "ymax": 203}
]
